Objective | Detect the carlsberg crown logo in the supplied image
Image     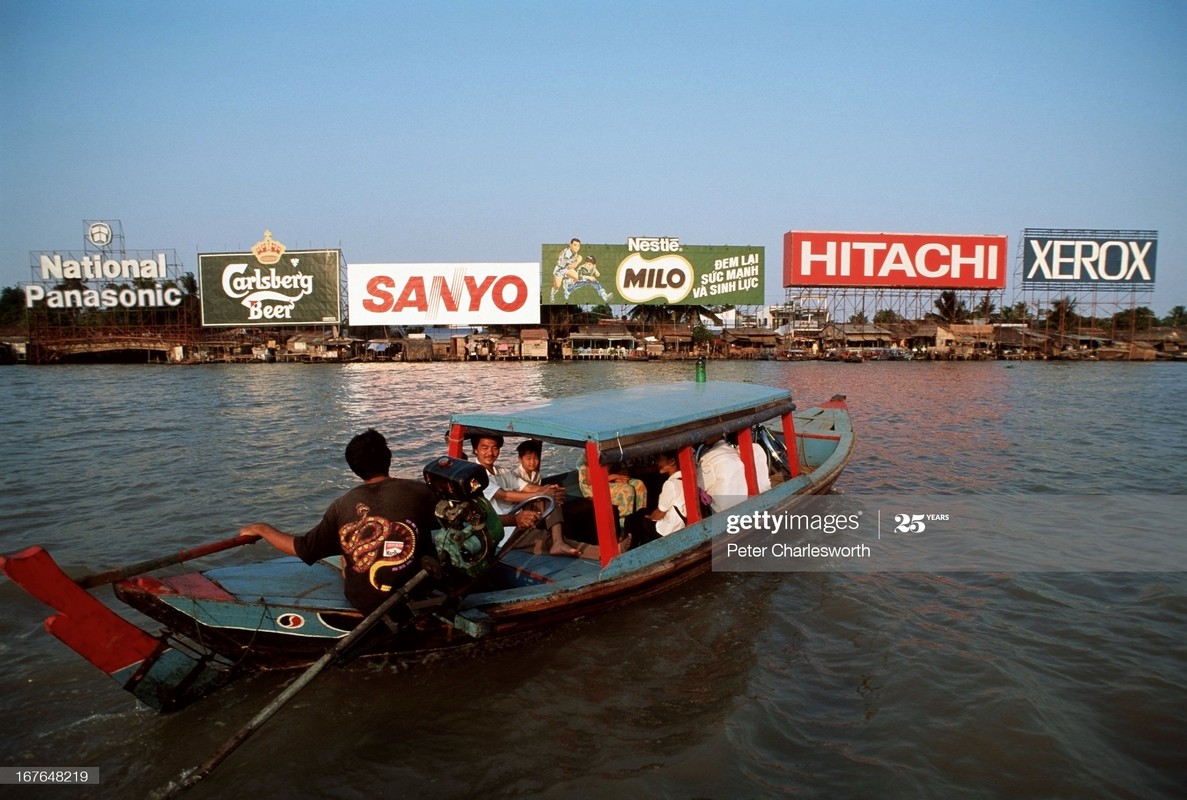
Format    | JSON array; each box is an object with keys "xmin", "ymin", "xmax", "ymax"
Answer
[{"xmin": 251, "ymin": 230, "xmax": 286, "ymax": 265}]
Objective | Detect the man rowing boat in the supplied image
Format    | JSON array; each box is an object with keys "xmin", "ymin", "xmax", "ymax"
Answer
[{"xmin": 242, "ymin": 429, "xmax": 439, "ymax": 613}]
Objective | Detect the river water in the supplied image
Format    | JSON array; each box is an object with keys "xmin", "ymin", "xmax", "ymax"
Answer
[{"xmin": 1, "ymin": 360, "xmax": 1184, "ymax": 798}]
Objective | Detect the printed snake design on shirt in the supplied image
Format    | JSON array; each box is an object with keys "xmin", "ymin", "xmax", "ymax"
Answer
[
  {"xmin": 340, "ymin": 503, "xmax": 393, "ymax": 573},
  {"xmin": 340, "ymin": 503, "xmax": 417, "ymax": 591}
]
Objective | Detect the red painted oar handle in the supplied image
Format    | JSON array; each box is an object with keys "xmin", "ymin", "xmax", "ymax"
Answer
[{"xmin": 76, "ymin": 534, "xmax": 260, "ymax": 589}]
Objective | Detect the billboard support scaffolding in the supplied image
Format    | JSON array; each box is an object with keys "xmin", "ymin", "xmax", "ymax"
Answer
[{"xmin": 1014, "ymin": 229, "xmax": 1157, "ymax": 351}]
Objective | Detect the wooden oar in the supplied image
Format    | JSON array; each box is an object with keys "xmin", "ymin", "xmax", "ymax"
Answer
[
  {"xmin": 78, "ymin": 533, "xmax": 260, "ymax": 589},
  {"xmin": 154, "ymin": 565, "xmax": 433, "ymax": 800},
  {"xmin": 157, "ymin": 504, "xmax": 541, "ymax": 798}
]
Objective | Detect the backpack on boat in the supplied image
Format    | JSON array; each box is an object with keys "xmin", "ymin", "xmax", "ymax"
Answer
[{"xmin": 674, "ymin": 488, "xmax": 714, "ymax": 522}]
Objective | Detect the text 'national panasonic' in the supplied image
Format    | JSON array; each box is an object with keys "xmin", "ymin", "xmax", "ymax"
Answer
[{"xmin": 783, "ymin": 231, "xmax": 1007, "ymax": 289}]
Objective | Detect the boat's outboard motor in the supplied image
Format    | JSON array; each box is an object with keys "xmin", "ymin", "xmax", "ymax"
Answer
[{"xmin": 422, "ymin": 456, "xmax": 502, "ymax": 580}]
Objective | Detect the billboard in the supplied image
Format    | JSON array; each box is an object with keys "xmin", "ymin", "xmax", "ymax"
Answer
[
  {"xmin": 26, "ymin": 251, "xmax": 184, "ymax": 311},
  {"xmin": 784, "ymin": 231, "xmax": 1007, "ymax": 289},
  {"xmin": 198, "ymin": 232, "xmax": 341, "ymax": 326},
  {"xmin": 24, "ymin": 220, "xmax": 186, "ymax": 311},
  {"xmin": 347, "ymin": 263, "xmax": 540, "ymax": 325},
  {"xmin": 541, "ymin": 237, "xmax": 764, "ymax": 306},
  {"xmin": 1022, "ymin": 229, "xmax": 1157, "ymax": 286}
]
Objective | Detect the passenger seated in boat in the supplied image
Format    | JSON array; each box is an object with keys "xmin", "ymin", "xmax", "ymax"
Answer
[
  {"xmin": 470, "ymin": 434, "xmax": 591, "ymax": 558},
  {"xmin": 625, "ymin": 451, "xmax": 686, "ymax": 542},
  {"xmin": 726, "ymin": 429, "xmax": 771, "ymax": 493},
  {"xmin": 577, "ymin": 453, "xmax": 648, "ymax": 521},
  {"xmin": 697, "ymin": 435, "xmax": 748, "ymax": 512},
  {"xmin": 513, "ymin": 438, "xmax": 590, "ymax": 557},
  {"xmin": 241, "ymin": 428, "xmax": 440, "ymax": 615}
]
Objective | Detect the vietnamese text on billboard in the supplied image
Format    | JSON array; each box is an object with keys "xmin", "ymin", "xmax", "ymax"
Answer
[
  {"xmin": 541, "ymin": 238, "xmax": 764, "ymax": 306},
  {"xmin": 347, "ymin": 263, "xmax": 540, "ymax": 325},
  {"xmin": 198, "ymin": 249, "xmax": 341, "ymax": 327},
  {"xmin": 1022, "ymin": 229, "xmax": 1156, "ymax": 286},
  {"xmin": 783, "ymin": 231, "xmax": 1007, "ymax": 289}
]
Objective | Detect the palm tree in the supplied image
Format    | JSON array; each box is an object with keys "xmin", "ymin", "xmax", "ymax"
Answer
[
  {"xmin": 1112, "ymin": 306, "xmax": 1157, "ymax": 333},
  {"xmin": 627, "ymin": 304, "xmax": 724, "ymax": 326},
  {"xmin": 999, "ymin": 301, "xmax": 1029, "ymax": 324},
  {"xmin": 974, "ymin": 293, "xmax": 996, "ymax": 322},
  {"xmin": 1163, "ymin": 305, "xmax": 1187, "ymax": 327},
  {"xmin": 932, "ymin": 290, "xmax": 967, "ymax": 324},
  {"xmin": 1048, "ymin": 297, "xmax": 1078, "ymax": 332}
]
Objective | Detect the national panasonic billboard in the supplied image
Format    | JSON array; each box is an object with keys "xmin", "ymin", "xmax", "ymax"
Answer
[
  {"xmin": 541, "ymin": 237, "xmax": 764, "ymax": 306},
  {"xmin": 199, "ymin": 232, "xmax": 341, "ymax": 326},
  {"xmin": 784, "ymin": 231, "xmax": 1007, "ymax": 289},
  {"xmin": 24, "ymin": 220, "xmax": 186, "ymax": 312},
  {"xmin": 347, "ymin": 263, "xmax": 539, "ymax": 325},
  {"xmin": 1022, "ymin": 229, "xmax": 1157, "ymax": 286}
]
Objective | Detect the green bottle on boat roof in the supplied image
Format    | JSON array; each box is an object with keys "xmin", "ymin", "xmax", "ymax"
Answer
[{"xmin": 695, "ymin": 356, "xmax": 706, "ymax": 383}]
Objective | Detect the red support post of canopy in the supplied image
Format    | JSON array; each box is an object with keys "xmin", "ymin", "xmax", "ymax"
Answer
[
  {"xmin": 781, "ymin": 411, "xmax": 801, "ymax": 478},
  {"xmin": 447, "ymin": 424, "xmax": 465, "ymax": 459},
  {"xmin": 584, "ymin": 442, "xmax": 621, "ymax": 568},
  {"xmin": 677, "ymin": 445, "xmax": 701, "ymax": 524},
  {"xmin": 737, "ymin": 427, "xmax": 758, "ymax": 496}
]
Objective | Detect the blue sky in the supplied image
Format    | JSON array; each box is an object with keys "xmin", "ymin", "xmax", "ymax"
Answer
[{"xmin": 2, "ymin": 0, "xmax": 1185, "ymax": 313}]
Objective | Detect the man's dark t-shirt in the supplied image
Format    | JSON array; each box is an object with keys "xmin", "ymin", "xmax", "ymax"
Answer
[{"xmin": 293, "ymin": 477, "xmax": 438, "ymax": 613}]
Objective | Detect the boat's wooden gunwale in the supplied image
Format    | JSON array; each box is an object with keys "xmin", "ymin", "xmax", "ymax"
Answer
[{"xmin": 2, "ymin": 390, "xmax": 854, "ymax": 708}]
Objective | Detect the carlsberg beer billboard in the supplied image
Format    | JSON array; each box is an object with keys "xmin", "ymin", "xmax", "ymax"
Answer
[
  {"xmin": 541, "ymin": 237, "xmax": 764, "ymax": 306},
  {"xmin": 199, "ymin": 231, "xmax": 342, "ymax": 326}
]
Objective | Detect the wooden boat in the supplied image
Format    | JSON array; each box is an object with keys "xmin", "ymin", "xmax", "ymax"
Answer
[{"xmin": 1, "ymin": 381, "xmax": 854, "ymax": 711}]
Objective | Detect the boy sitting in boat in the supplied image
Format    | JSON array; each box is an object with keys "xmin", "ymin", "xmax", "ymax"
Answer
[
  {"xmin": 471, "ymin": 434, "xmax": 593, "ymax": 558},
  {"xmin": 625, "ymin": 451, "xmax": 687, "ymax": 542}
]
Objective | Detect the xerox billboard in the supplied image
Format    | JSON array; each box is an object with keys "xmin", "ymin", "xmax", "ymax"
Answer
[
  {"xmin": 783, "ymin": 231, "xmax": 1007, "ymax": 289},
  {"xmin": 1022, "ymin": 229, "xmax": 1157, "ymax": 286},
  {"xmin": 347, "ymin": 263, "xmax": 540, "ymax": 325}
]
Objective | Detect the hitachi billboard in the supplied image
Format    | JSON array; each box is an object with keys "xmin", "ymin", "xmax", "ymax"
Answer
[
  {"xmin": 783, "ymin": 231, "xmax": 1007, "ymax": 289},
  {"xmin": 1022, "ymin": 229, "xmax": 1157, "ymax": 285}
]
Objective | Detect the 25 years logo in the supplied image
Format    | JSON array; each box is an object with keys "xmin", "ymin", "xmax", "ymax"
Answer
[{"xmin": 893, "ymin": 513, "xmax": 949, "ymax": 533}]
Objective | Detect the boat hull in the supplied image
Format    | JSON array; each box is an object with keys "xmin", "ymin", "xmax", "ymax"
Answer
[
  {"xmin": 114, "ymin": 397, "xmax": 853, "ymax": 670},
  {"xmin": 4, "ymin": 386, "xmax": 854, "ymax": 710}
]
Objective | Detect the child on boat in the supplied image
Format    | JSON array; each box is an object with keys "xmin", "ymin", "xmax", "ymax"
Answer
[
  {"xmin": 625, "ymin": 451, "xmax": 686, "ymax": 542},
  {"xmin": 577, "ymin": 453, "xmax": 648, "ymax": 522}
]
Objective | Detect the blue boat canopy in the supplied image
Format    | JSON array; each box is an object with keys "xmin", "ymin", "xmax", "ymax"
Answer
[{"xmin": 450, "ymin": 381, "xmax": 795, "ymax": 459}]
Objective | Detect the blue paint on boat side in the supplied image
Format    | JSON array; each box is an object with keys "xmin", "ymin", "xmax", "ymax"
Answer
[
  {"xmin": 201, "ymin": 557, "xmax": 351, "ymax": 608},
  {"xmin": 451, "ymin": 381, "xmax": 792, "ymax": 443},
  {"xmin": 156, "ymin": 595, "xmax": 352, "ymax": 638}
]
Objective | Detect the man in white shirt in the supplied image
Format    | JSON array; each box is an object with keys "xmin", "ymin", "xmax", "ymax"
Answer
[
  {"xmin": 470, "ymin": 434, "xmax": 585, "ymax": 557},
  {"xmin": 728, "ymin": 429, "xmax": 771, "ymax": 493},
  {"xmin": 697, "ymin": 436, "xmax": 749, "ymax": 512}
]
